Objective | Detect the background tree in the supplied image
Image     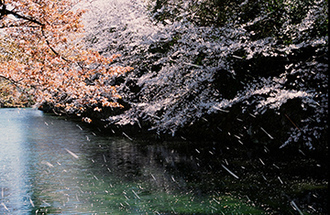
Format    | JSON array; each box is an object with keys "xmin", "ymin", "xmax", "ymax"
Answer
[
  {"xmin": 0, "ymin": 0, "xmax": 132, "ymax": 119},
  {"xmin": 83, "ymin": 0, "xmax": 327, "ymax": 153}
]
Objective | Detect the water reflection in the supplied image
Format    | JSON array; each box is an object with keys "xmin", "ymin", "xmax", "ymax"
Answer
[
  {"xmin": 0, "ymin": 109, "xmax": 34, "ymax": 214},
  {"xmin": 0, "ymin": 108, "xmax": 262, "ymax": 214}
]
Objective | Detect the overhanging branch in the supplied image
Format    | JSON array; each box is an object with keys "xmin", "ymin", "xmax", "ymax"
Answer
[
  {"xmin": 0, "ymin": 1, "xmax": 71, "ymax": 62},
  {"xmin": 0, "ymin": 74, "xmax": 20, "ymax": 88},
  {"xmin": 0, "ymin": 1, "xmax": 44, "ymax": 26}
]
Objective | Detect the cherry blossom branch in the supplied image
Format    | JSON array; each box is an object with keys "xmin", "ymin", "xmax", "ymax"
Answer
[
  {"xmin": 0, "ymin": 74, "xmax": 21, "ymax": 89},
  {"xmin": 0, "ymin": 2, "xmax": 44, "ymax": 26}
]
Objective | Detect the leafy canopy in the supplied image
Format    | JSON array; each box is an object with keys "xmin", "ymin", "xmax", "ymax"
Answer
[{"xmin": 0, "ymin": 0, "xmax": 132, "ymax": 117}]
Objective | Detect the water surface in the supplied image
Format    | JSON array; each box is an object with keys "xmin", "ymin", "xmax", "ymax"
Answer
[{"xmin": 0, "ymin": 108, "xmax": 262, "ymax": 214}]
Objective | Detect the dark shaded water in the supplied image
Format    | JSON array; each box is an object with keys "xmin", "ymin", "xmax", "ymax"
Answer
[{"xmin": 0, "ymin": 108, "xmax": 327, "ymax": 214}]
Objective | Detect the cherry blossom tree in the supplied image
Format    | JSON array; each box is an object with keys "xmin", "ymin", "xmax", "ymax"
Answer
[
  {"xmin": 82, "ymin": 0, "xmax": 328, "ymax": 151},
  {"xmin": 0, "ymin": 0, "xmax": 132, "ymax": 118}
]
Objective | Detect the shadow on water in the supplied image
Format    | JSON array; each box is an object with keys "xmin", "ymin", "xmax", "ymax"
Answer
[{"xmin": 0, "ymin": 108, "xmax": 327, "ymax": 214}]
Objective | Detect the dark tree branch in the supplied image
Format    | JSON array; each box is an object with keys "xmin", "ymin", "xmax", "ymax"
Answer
[
  {"xmin": 0, "ymin": 1, "xmax": 44, "ymax": 26},
  {"xmin": 0, "ymin": 74, "xmax": 20, "ymax": 88},
  {"xmin": 0, "ymin": 1, "xmax": 70, "ymax": 63},
  {"xmin": 40, "ymin": 27, "xmax": 71, "ymax": 63},
  {"xmin": 1, "ymin": 1, "xmax": 76, "ymax": 67}
]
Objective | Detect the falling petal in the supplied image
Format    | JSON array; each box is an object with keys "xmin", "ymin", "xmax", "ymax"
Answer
[
  {"xmin": 171, "ymin": 175, "xmax": 176, "ymax": 182},
  {"xmin": 1, "ymin": 203, "xmax": 9, "ymax": 212},
  {"xmin": 132, "ymin": 190, "xmax": 141, "ymax": 199},
  {"xmin": 42, "ymin": 160, "xmax": 54, "ymax": 168},
  {"xmin": 76, "ymin": 124, "xmax": 83, "ymax": 130},
  {"xmin": 260, "ymin": 127, "xmax": 274, "ymax": 139},
  {"xmin": 278, "ymin": 176, "xmax": 284, "ymax": 184},
  {"xmin": 64, "ymin": 148, "xmax": 79, "ymax": 159},
  {"xmin": 221, "ymin": 164, "xmax": 239, "ymax": 179},
  {"xmin": 290, "ymin": 200, "xmax": 304, "ymax": 215},
  {"xmin": 29, "ymin": 198, "xmax": 35, "ymax": 207},
  {"xmin": 259, "ymin": 158, "xmax": 265, "ymax": 165},
  {"xmin": 122, "ymin": 132, "xmax": 133, "ymax": 141}
]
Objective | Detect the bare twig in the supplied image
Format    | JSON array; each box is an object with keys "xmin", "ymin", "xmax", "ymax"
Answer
[{"xmin": 284, "ymin": 113, "xmax": 301, "ymax": 131}]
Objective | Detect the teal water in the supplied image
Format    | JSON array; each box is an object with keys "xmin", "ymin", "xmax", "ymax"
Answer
[{"xmin": 0, "ymin": 108, "xmax": 263, "ymax": 214}]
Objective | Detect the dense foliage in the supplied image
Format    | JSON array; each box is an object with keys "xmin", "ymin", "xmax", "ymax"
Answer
[{"xmin": 82, "ymin": 0, "xmax": 328, "ymax": 153}]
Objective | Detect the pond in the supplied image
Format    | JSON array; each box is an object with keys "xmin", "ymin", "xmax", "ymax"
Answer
[{"xmin": 0, "ymin": 108, "xmax": 327, "ymax": 214}]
